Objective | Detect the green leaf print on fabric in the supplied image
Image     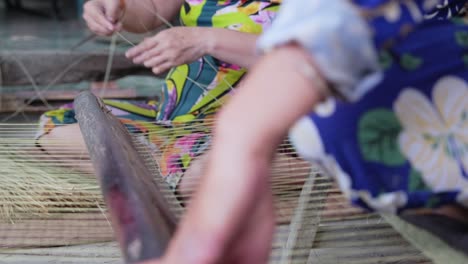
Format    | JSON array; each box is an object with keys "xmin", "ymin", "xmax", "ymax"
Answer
[
  {"xmin": 358, "ymin": 109, "xmax": 406, "ymax": 166},
  {"xmin": 426, "ymin": 196, "xmax": 441, "ymax": 208},
  {"xmin": 455, "ymin": 31, "xmax": 468, "ymax": 48},
  {"xmin": 451, "ymin": 17, "xmax": 466, "ymax": 26},
  {"xmin": 379, "ymin": 51, "xmax": 393, "ymax": 70},
  {"xmin": 463, "ymin": 54, "xmax": 468, "ymax": 68},
  {"xmin": 408, "ymin": 168, "xmax": 429, "ymax": 192},
  {"xmin": 400, "ymin": 54, "xmax": 423, "ymax": 71}
]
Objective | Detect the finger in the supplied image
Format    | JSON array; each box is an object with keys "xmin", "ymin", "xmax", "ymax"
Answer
[
  {"xmin": 104, "ymin": 0, "xmax": 124, "ymax": 24},
  {"xmin": 126, "ymin": 37, "xmax": 159, "ymax": 59},
  {"xmin": 152, "ymin": 62, "xmax": 172, "ymax": 75},
  {"xmin": 143, "ymin": 53, "xmax": 169, "ymax": 68},
  {"xmin": 83, "ymin": 1, "xmax": 114, "ymax": 31},
  {"xmin": 83, "ymin": 15, "xmax": 113, "ymax": 36},
  {"xmin": 114, "ymin": 22, "xmax": 123, "ymax": 32},
  {"xmin": 85, "ymin": 10, "xmax": 115, "ymax": 33},
  {"xmin": 126, "ymin": 38, "xmax": 158, "ymax": 59},
  {"xmin": 133, "ymin": 46, "xmax": 164, "ymax": 64}
]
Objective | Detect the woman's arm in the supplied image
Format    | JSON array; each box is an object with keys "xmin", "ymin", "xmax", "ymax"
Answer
[
  {"xmin": 126, "ymin": 27, "xmax": 260, "ymax": 74},
  {"xmin": 83, "ymin": 0, "xmax": 184, "ymax": 36},
  {"xmin": 121, "ymin": 0, "xmax": 185, "ymax": 33},
  {"xmin": 203, "ymin": 28, "xmax": 259, "ymax": 69},
  {"xmin": 140, "ymin": 43, "xmax": 328, "ymax": 264}
]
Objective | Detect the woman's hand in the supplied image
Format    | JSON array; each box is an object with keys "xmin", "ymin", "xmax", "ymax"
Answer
[
  {"xmin": 83, "ymin": 0, "xmax": 125, "ymax": 36},
  {"xmin": 137, "ymin": 176, "xmax": 275, "ymax": 264},
  {"xmin": 126, "ymin": 27, "xmax": 210, "ymax": 74}
]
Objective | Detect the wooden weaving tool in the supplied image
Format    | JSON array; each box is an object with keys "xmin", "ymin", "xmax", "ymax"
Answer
[{"xmin": 74, "ymin": 91, "xmax": 176, "ymax": 263}]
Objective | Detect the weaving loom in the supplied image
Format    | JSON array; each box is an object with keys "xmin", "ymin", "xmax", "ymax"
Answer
[
  {"xmin": 0, "ymin": 91, "xmax": 435, "ymax": 264},
  {"xmin": 1, "ymin": 64, "xmax": 467, "ymax": 264},
  {"xmin": 1, "ymin": 3, "xmax": 468, "ymax": 262}
]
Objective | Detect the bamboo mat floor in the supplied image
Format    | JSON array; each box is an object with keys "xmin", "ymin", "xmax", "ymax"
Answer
[
  {"xmin": 0, "ymin": 214, "xmax": 432, "ymax": 264},
  {"xmin": 0, "ymin": 242, "xmax": 122, "ymax": 264}
]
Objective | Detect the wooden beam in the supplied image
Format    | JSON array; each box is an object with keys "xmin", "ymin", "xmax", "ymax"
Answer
[{"xmin": 74, "ymin": 91, "xmax": 176, "ymax": 263}]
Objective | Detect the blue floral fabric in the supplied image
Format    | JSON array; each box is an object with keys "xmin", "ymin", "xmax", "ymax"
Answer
[{"xmin": 261, "ymin": 0, "xmax": 468, "ymax": 213}]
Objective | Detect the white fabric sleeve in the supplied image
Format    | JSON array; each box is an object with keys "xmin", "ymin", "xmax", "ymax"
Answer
[{"xmin": 257, "ymin": 0, "xmax": 383, "ymax": 102}]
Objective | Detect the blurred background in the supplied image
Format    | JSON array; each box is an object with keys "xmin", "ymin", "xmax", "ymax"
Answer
[{"xmin": 0, "ymin": 0, "xmax": 163, "ymax": 124}]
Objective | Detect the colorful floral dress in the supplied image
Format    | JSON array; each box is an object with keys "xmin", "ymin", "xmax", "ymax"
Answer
[
  {"xmin": 37, "ymin": 0, "xmax": 281, "ymax": 189},
  {"xmin": 258, "ymin": 0, "xmax": 468, "ymax": 213}
]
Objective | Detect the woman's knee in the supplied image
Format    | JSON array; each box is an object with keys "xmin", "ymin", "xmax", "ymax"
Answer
[{"xmin": 37, "ymin": 123, "xmax": 88, "ymax": 157}]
